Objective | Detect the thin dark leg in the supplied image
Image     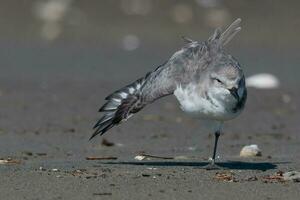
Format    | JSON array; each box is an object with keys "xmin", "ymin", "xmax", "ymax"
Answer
[
  {"xmin": 212, "ymin": 130, "xmax": 221, "ymax": 163},
  {"xmin": 205, "ymin": 130, "xmax": 221, "ymax": 170}
]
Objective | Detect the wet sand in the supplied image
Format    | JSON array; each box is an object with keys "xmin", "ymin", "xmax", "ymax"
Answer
[{"xmin": 0, "ymin": 77, "xmax": 299, "ymax": 200}]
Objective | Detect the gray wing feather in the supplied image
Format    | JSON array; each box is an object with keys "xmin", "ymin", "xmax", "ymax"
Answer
[
  {"xmin": 140, "ymin": 42, "xmax": 208, "ymax": 103},
  {"xmin": 220, "ymin": 18, "xmax": 242, "ymax": 46}
]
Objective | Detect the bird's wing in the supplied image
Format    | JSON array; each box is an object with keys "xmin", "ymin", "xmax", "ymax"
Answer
[
  {"xmin": 140, "ymin": 42, "xmax": 209, "ymax": 103},
  {"xmin": 91, "ymin": 42, "xmax": 208, "ymax": 139}
]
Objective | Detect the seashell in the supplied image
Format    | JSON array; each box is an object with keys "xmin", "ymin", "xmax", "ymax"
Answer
[{"xmin": 240, "ymin": 144, "xmax": 262, "ymax": 157}]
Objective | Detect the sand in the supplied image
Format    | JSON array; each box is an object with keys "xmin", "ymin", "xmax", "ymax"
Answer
[{"xmin": 0, "ymin": 77, "xmax": 299, "ymax": 200}]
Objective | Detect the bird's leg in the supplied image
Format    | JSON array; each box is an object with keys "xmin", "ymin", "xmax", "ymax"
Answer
[
  {"xmin": 211, "ymin": 130, "xmax": 221, "ymax": 165},
  {"xmin": 205, "ymin": 130, "xmax": 221, "ymax": 170}
]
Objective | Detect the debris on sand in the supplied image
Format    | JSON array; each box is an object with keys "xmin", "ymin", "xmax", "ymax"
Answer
[
  {"xmin": 0, "ymin": 158, "xmax": 21, "ymax": 164},
  {"xmin": 93, "ymin": 193, "xmax": 112, "ymax": 196},
  {"xmin": 141, "ymin": 173, "xmax": 151, "ymax": 177},
  {"xmin": 86, "ymin": 156, "xmax": 117, "ymax": 160},
  {"xmin": 36, "ymin": 153, "xmax": 47, "ymax": 156},
  {"xmin": 240, "ymin": 144, "xmax": 262, "ymax": 157},
  {"xmin": 187, "ymin": 146, "xmax": 197, "ymax": 151},
  {"xmin": 22, "ymin": 151, "xmax": 33, "ymax": 156},
  {"xmin": 214, "ymin": 171, "xmax": 237, "ymax": 182},
  {"xmin": 39, "ymin": 166, "xmax": 46, "ymax": 171},
  {"xmin": 212, "ymin": 171, "xmax": 300, "ymax": 183},
  {"xmin": 262, "ymin": 171, "xmax": 285, "ymax": 183},
  {"xmin": 283, "ymin": 171, "xmax": 300, "ymax": 182},
  {"xmin": 134, "ymin": 155, "xmax": 146, "ymax": 161},
  {"xmin": 262, "ymin": 171, "xmax": 300, "ymax": 183},
  {"xmin": 134, "ymin": 153, "xmax": 174, "ymax": 161},
  {"xmin": 70, "ymin": 169, "xmax": 87, "ymax": 177},
  {"xmin": 244, "ymin": 176, "xmax": 258, "ymax": 182},
  {"xmin": 134, "ymin": 153, "xmax": 192, "ymax": 161},
  {"xmin": 101, "ymin": 138, "xmax": 115, "ymax": 147},
  {"xmin": 147, "ymin": 167, "xmax": 158, "ymax": 170},
  {"xmin": 38, "ymin": 167, "xmax": 109, "ymax": 180}
]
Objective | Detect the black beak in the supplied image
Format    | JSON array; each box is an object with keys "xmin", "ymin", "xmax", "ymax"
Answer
[{"xmin": 229, "ymin": 87, "xmax": 239, "ymax": 101}]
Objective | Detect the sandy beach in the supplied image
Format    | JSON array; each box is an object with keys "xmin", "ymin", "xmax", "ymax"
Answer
[
  {"xmin": 0, "ymin": 78, "xmax": 300, "ymax": 199},
  {"xmin": 0, "ymin": 1, "xmax": 300, "ymax": 199}
]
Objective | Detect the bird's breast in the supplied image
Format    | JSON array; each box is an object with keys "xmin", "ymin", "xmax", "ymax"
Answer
[{"xmin": 174, "ymin": 84, "xmax": 243, "ymax": 121}]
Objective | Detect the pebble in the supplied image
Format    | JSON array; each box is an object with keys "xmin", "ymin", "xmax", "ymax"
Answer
[
  {"xmin": 134, "ymin": 155, "xmax": 146, "ymax": 161},
  {"xmin": 283, "ymin": 171, "xmax": 300, "ymax": 182},
  {"xmin": 240, "ymin": 144, "xmax": 262, "ymax": 157}
]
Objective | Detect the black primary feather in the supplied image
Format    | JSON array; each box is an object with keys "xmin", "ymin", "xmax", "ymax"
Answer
[{"xmin": 90, "ymin": 76, "xmax": 147, "ymax": 140}]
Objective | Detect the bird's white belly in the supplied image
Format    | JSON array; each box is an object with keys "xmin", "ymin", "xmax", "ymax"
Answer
[{"xmin": 174, "ymin": 85, "xmax": 239, "ymax": 121}]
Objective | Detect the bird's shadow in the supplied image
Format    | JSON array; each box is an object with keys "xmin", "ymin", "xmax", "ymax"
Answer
[{"xmin": 99, "ymin": 160, "xmax": 287, "ymax": 171}]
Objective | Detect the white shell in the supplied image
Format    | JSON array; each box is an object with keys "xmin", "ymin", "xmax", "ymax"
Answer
[
  {"xmin": 134, "ymin": 155, "xmax": 146, "ymax": 161},
  {"xmin": 240, "ymin": 144, "xmax": 262, "ymax": 157},
  {"xmin": 283, "ymin": 171, "xmax": 300, "ymax": 182}
]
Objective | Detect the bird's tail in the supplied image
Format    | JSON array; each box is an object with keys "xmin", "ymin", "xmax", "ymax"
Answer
[{"xmin": 90, "ymin": 75, "xmax": 149, "ymax": 140}]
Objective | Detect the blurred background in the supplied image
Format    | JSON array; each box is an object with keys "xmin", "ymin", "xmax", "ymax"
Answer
[
  {"xmin": 0, "ymin": 0, "xmax": 299, "ymax": 84},
  {"xmin": 0, "ymin": 0, "xmax": 299, "ymax": 156}
]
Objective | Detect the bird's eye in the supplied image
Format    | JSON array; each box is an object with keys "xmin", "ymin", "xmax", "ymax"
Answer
[{"xmin": 215, "ymin": 78, "xmax": 222, "ymax": 84}]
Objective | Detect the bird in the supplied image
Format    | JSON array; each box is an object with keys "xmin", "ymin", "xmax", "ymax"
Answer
[{"xmin": 91, "ymin": 18, "xmax": 247, "ymax": 168}]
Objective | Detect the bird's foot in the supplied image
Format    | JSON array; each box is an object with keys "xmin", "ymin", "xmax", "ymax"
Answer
[
  {"xmin": 204, "ymin": 163, "xmax": 222, "ymax": 170},
  {"xmin": 204, "ymin": 157, "xmax": 222, "ymax": 170}
]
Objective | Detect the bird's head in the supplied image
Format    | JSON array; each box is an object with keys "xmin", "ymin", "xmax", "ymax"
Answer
[{"xmin": 208, "ymin": 56, "xmax": 246, "ymax": 102}]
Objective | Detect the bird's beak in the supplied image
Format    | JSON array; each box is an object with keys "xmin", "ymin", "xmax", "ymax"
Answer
[{"xmin": 228, "ymin": 87, "xmax": 239, "ymax": 101}]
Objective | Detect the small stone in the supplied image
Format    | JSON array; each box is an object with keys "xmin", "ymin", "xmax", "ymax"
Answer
[
  {"xmin": 39, "ymin": 166, "xmax": 46, "ymax": 171},
  {"xmin": 174, "ymin": 155, "xmax": 190, "ymax": 160},
  {"xmin": 240, "ymin": 144, "xmax": 262, "ymax": 157},
  {"xmin": 134, "ymin": 155, "xmax": 146, "ymax": 161},
  {"xmin": 23, "ymin": 151, "xmax": 33, "ymax": 156},
  {"xmin": 101, "ymin": 138, "xmax": 114, "ymax": 147},
  {"xmin": 283, "ymin": 171, "xmax": 300, "ymax": 182},
  {"xmin": 187, "ymin": 146, "xmax": 197, "ymax": 151},
  {"xmin": 245, "ymin": 176, "xmax": 258, "ymax": 181},
  {"xmin": 141, "ymin": 174, "xmax": 151, "ymax": 177},
  {"xmin": 147, "ymin": 167, "xmax": 157, "ymax": 170}
]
